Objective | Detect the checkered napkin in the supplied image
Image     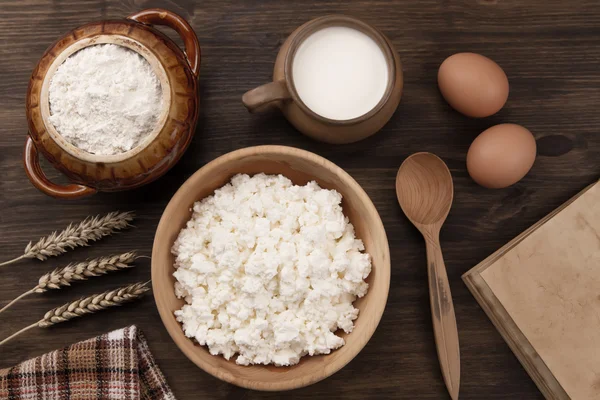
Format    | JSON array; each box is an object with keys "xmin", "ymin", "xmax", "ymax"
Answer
[{"xmin": 0, "ymin": 326, "xmax": 176, "ymax": 400}]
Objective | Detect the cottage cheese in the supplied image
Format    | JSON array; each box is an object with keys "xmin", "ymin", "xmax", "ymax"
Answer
[{"xmin": 172, "ymin": 173, "xmax": 372, "ymax": 366}]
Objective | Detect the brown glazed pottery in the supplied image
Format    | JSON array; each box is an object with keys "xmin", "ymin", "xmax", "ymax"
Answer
[
  {"xmin": 25, "ymin": 8, "xmax": 200, "ymax": 199},
  {"xmin": 242, "ymin": 15, "xmax": 403, "ymax": 144},
  {"xmin": 152, "ymin": 145, "xmax": 391, "ymax": 390}
]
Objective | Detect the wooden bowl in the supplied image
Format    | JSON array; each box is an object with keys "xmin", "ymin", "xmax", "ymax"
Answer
[
  {"xmin": 24, "ymin": 8, "xmax": 200, "ymax": 199},
  {"xmin": 152, "ymin": 145, "xmax": 390, "ymax": 391}
]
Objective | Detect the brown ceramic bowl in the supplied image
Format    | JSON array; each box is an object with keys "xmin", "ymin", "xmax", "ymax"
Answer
[
  {"xmin": 152, "ymin": 145, "xmax": 391, "ymax": 391},
  {"xmin": 25, "ymin": 8, "xmax": 200, "ymax": 199}
]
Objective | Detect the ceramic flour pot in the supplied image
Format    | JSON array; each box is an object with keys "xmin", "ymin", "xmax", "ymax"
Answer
[
  {"xmin": 25, "ymin": 8, "xmax": 200, "ymax": 199},
  {"xmin": 243, "ymin": 15, "xmax": 403, "ymax": 144}
]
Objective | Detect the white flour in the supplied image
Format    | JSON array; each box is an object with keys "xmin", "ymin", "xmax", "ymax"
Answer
[{"xmin": 48, "ymin": 44, "xmax": 163, "ymax": 156}]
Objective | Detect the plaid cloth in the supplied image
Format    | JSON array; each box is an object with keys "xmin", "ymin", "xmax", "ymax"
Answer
[{"xmin": 0, "ymin": 326, "xmax": 176, "ymax": 400}]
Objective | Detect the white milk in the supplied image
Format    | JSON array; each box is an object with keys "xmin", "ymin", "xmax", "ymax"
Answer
[{"xmin": 292, "ymin": 26, "xmax": 389, "ymax": 121}]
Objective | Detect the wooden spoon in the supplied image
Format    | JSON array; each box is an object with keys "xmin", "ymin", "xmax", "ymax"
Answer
[{"xmin": 395, "ymin": 152, "xmax": 460, "ymax": 400}]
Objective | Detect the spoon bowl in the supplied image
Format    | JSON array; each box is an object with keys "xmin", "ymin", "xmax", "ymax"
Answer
[
  {"xmin": 396, "ymin": 152, "xmax": 460, "ymax": 400},
  {"xmin": 396, "ymin": 152, "xmax": 453, "ymax": 228}
]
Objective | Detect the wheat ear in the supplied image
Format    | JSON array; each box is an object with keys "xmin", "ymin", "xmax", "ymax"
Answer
[
  {"xmin": 0, "ymin": 282, "xmax": 150, "ymax": 346},
  {"xmin": 0, "ymin": 251, "xmax": 139, "ymax": 314},
  {"xmin": 0, "ymin": 211, "xmax": 135, "ymax": 267}
]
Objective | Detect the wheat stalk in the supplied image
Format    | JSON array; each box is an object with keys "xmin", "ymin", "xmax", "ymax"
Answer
[
  {"xmin": 0, "ymin": 282, "xmax": 150, "ymax": 346},
  {"xmin": 0, "ymin": 211, "xmax": 135, "ymax": 267},
  {"xmin": 0, "ymin": 251, "xmax": 140, "ymax": 314}
]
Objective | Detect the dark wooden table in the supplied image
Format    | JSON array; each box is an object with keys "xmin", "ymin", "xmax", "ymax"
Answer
[{"xmin": 1, "ymin": 0, "xmax": 599, "ymax": 398}]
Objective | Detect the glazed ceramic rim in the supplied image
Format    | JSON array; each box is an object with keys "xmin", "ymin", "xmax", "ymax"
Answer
[
  {"xmin": 283, "ymin": 15, "xmax": 397, "ymax": 126},
  {"xmin": 151, "ymin": 145, "xmax": 391, "ymax": 391},
  {"xmin": 39, "ymin": 35, "xmax": 172, "ymax": 164}
]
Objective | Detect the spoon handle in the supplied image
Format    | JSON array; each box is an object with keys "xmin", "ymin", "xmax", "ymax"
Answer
[{"xmin": 425, "ymin": 237, "xmax": 460, "ymax": 400}]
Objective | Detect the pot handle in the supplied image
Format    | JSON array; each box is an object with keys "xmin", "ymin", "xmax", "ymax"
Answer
[
  {"xmin": 127, "ymin": 8, "xmax": 201, "ymax": 78},
  {"xmin": 242, "ymin": 80, "xmax": 291, "ymax": 113},
  {"xmin": 23, "ymin": 136, "xmax": 96, "ymax": 199}
]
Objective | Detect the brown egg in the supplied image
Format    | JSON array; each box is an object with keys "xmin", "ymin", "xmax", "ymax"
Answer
[
  {"xmin": 438, "ymin": 53, "xmax": 509, "ymax": 118},
  {"xmin": 467, "ymin": 124, "xmax": 536, "ymax": 188}
]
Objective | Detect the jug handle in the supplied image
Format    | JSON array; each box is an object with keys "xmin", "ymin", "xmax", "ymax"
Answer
[
  {"xmin": 128, "ymin": 8, "xmax": 201, "ymax": 79},
  {"xmin": 242, "ymin": 81, "xmax": 291, "ymax": 113},
  {"xmin": 23, "ymin": 136, "xmax": 96, "ymax": 199}
]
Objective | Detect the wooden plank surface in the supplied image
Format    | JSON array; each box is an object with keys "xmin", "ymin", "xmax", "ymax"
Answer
[{"xmin": 0, "ymin": 0, "xmax": 599, "ymax": 399}]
